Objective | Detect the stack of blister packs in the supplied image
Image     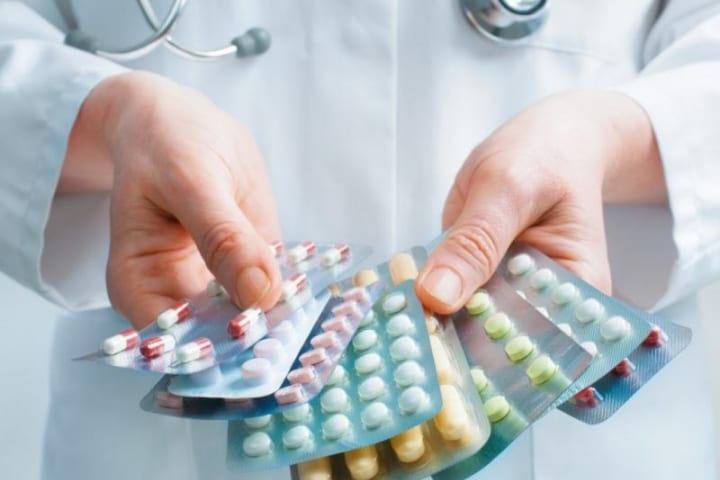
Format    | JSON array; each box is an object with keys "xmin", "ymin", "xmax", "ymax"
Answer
[{"xmin": 77, "ymin": 239, "xmax": 692, "ymax": 479}]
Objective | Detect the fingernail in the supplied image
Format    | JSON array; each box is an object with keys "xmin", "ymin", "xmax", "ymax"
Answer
[
  {"xmin": 422, "ymin": 267, "xmax": 462, "ymax": 307},
  {"xmin": 236, "ymin": 266, "xmax": 271, "ymax": 307}
]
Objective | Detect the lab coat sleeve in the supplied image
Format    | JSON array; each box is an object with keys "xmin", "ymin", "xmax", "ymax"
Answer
[
  {"xmin": 614, "ymin": 1, "xmax": 720, "ymax": 310},
  {"xmin": 0, "ymin": 2, "xmax": 127, "ymax": 310}
]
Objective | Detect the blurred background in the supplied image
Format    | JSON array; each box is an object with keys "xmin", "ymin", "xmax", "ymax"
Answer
[{"xmin": 1, "ymin": 271, "xmax": 719, "ymax": 478}]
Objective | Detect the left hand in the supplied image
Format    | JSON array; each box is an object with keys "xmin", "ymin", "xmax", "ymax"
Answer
[{"xmin": 416, "ymin": 90, "xmax": 666, "ymax": 314}]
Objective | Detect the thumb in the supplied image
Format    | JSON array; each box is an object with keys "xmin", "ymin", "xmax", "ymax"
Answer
[
  {"xmin": 173, "ymin": 185, "xmax": 282, "ymax": 311},
  {"xmin": 417, "ymin": 171, "xmax": 540, "ymax": 314}
]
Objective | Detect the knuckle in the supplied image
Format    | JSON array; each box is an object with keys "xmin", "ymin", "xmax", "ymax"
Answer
[{"xmin": 446, "ymin": 219, "xmax": 501, "ymax": 277}]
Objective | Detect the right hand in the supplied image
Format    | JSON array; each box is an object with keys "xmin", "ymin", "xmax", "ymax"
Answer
[{"xmin": 66, "ymin": 71, "xmax": 283, "ymax": 329}]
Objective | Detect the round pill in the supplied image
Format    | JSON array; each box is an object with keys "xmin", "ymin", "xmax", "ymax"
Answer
[
  {"xmin": 320, "ymin": 387, "xmax": 349, "ymax": 413},
  {"xmin": 556, "ymin": 323, "xmax": 573, "ymax": 337},
  {"xmin": 322, "ymin": 414, "xmax": 351, "ymax": 440},
  {"xmin": 507, "ymin": 253, "xmax": 534, "ymax": 276},
  {"xmin": 241, "ymin": 357, "xmax": 272, "ymax": 381},
  {"xmin": 600, "ymin": 316, "xmax": 630, "ymax": 342},
  {"xmin": 581, "ymin": 341, "xmax": 598, "ymax": 357},
  {"xmin": 358, "ymin": 376, "xmax": 386, "ymax": 401},
  {"xmin": 466, "ymin": 291, "xmax": 492, "ymax": 316},
  {"xmin": 551, "ymin": 282, "xmax": 579, "ymax": 305},
  {"xmin": 471, "ymin": 367, "xmax": 489, "ymax": 393},
  {"xmin": 269, "ymin": 319, "xmax": 295, "ymax": 342},
  {"xmin": 243, "ymin": 431, "xmax": 272, "ymax": 457},
  {"xmin": 244, "ymin": 414, "xmax": 272, "ymax": 429},
  {"xmin": 504, "ymin": 336, "xmax": 534, "ymax": 362},
  {"xmin": 484, "ymin": 396, "xmax": 511, "ymax": 423},
  {"xmin": 382, "ymin": 292, "xmax": 407, "ymax": 315},
  {"xmin": 526, "ymin": 355, "xmax": 558, "ymax": 385},
  {"xmin": 394, "ymin": 360, "xmax": 426, "ymax": 387},
  {"xmin": 389, "ymin": 336, "xmax": 421, "ymax": 362},
  {"xmin": 282, "ymin": 403, "xmax": 311, "ymax": 423},
  {"xmin": 283, "ymin": 425, "xmax": 313, "ymax": 450},
  {"xmin": 529, "ymin": 268, "xmax": 555, "ymax": 290},
  {"xmin": 252, "ymin": 337, "xmax": 283, "ymax": 361},
  {"xmin": 327, "ymin": 365, "xmax": 346, "ymax": 386},
  {"xmin": 352, "ymin": 329, "xmax": 378, "ymax": 351},
  {"xmin": 484, "ymin": 312, "xmax": 513, "ymax": 340},
  {"xmin": 361, "ymin": 402, "xmax": 390, "ymax": 429},
  {"xmin": 355, "ymin": 352, "xmax": 382, "ymax": 375},
  {"xmin": 359, "ymin": 310, "xmax": 377, "ymax": 328},
  {"xmin": 398, "ymin": 386, "xmax": 429, "ymax": 415},
  {"xmin": 575, "ymin": 298, "xmax": 603, "ymax": 324},
  {"xmin": 386, "ymin": 313, "xmax": 415, "ymax": 337}
]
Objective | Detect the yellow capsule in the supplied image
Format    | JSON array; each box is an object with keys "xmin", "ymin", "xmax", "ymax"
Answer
[
  {"xmin": 389, "ymin": 252, "xmax": 419, "ymax": 284},
  {"xmin": 353, "ymin": 269, "xmax": 380, "ymax": 287},
  {"xmin": 390, "ymin": 425, "xmax": 425, "ymax": 463},
  {"xmin": 344, "ymin": 444, "xmax": 379, "ymax": 480},
  {"xmin": 433, "ymin": 384, "xmax": 470, "ymax": 442},
  {"xmin": 429, "ymin": 334, "xmax": 456, "ymax": 385},
  {"xmin": 297, "ymin": 457, "xmax": 333, "ymax": 480}
]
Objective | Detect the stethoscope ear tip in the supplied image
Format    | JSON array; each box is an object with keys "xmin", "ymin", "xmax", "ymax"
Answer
[{"xmin": 232, "ymin": 27, "xmax": 272, "ymax": 58}]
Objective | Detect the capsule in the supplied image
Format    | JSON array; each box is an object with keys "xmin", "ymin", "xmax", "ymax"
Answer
[
  {"xmin": 175, "ymin": 337, "xmax": 213, "ymax": 364},
  {"xmin": 227, "ymin": 308, "xmax": 262, "ymax": 339},
  {"xmin": 613, "ymin": 358, "xmax": 636, "ymax": 377},
  {"xmin": 643, "ymin": 325, "xmax": 667, "ymax": 348},
  {"xmin": 102, "ymin": 328, "xmax": 139, "ymax": 355},
  {"xmin": 390, "ymin": 425, "xmax": 425, "ymax": 463},
  {"xmin": 344, "ymin": 445, "xmax": 379, "ymax": 480},
  {"xmin": 320, "ymin": 243, "xmax": 350, "ymax": 267},
  {"xmin": 268, "ymin": 241, "xmax": 284, "ymax": 257},
  {"xmin": 297, "ymin": 457, "xmax": 332, "ymax": 480},
  {"xmin": 140, "ymin": 335, "xmax": 176, "ymax": 359},
  {"xmin": 287, "ymin": 241, "xmax": 317, "ymax": 264},
  {"xmin": 282, "ymin": 272, "xmax": 308, "ymax": 301},
  {"xmin": 156, "ymin": 301, "xmax": 191, "ymax": 330},
  {"xmin": 433, "ymin": 384, "xmax": 470, "ymax": 442}
]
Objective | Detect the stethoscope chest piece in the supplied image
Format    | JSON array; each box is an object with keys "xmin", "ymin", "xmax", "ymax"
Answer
[{"xmin": 460, "ymin": 0, "xmax": 549, "ymax": 43}]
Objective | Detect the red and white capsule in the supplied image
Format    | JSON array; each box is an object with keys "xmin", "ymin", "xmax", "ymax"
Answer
[
  {"xmin": 140, "ymin": 335, "xmax": 177, "ymax": 359},
  {"xmin": 282, "ymin": 272, "xmax": 309, "ymax": 301},
  {"xmin": 228, "ymin": 308, "xmax": 262, "ymax": 339},
  {"xmin": 574, "ymin": 387, "xmax": 603, "ymax": 407},
  {"xmin": 612, "ymin": 358, "xmax": 636, "ymax": 377},
  {"xmin": 102, "ymin": 328, "xmax": 139, "ymax": 355},
  {"xmin": 156, "ymin": 301, "xmax": 191, "ymax": 330},
  {"xmin": 643, "ymin": 325, "xmax": 667, "ymax": 348},
  {"xmin": 287, "ymin": 241, "xmax": 317, "ymax": 264},
  {"xmin": 175, "ymin": 337, "xmax": 213, "ymax": 364},
  {"xmin": 320, "ymin": 243, "xmax": 350, "ymax": 267},
  {"xmin": 268, "ymin": 241, "xmax": 284, "ymax": 257}
]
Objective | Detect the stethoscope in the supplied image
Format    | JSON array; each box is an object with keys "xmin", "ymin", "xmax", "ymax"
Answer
[{"xmin": 59, "ymin": 0, "xmax": 549, "ymax": 62}]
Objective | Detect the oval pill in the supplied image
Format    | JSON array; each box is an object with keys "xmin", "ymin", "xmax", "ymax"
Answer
[
  {"xmin": 398, "ymin": 386, "xmax": 429, "ymax": 415},
  {"xmin": 283, "ymin": 425, "xmax": 313, "ymax": 450},
  {"xmin": 466, "ymin": 291, "xmax": 492, "ymax": 315},
  {"xmin": 358, "ymin": 376, "xmax": 386, "ymax": 401},
  {"xmin": 275, "ymin": 384, "xmax": 306, "ymax": 405},
  {"xmin": 529, "ymin": 268, "xmax": 555, "ymax": 290},
  {"xmin": 311, "ymin": 331, "xmax": 341, "ymax": 350},
  {"xmin": 484, "ymin": 312, "xmax": 513, "ymax": 340},
  {"xmin": 287, "ymin": 366, "xmax": 317, "ymax": 385},
  {"xmin": 300, "ymin": 348, "xmax": 329, "ymax": 367},
  {"xmin": 326, "ymin": 365, "xmax": 346, "ymax": 386},
  {"xmin": 102, "ymin": 328, "xmax": 139, "ymax": 355},
  {"xmin": 361, "ymin": 401, "xmax": 390, "ymax": 429},
  {"xmin": 355, "ymin": 352, "xmax": 382, "ymax": 375},
  {"xmin": 389, "ymin": 336, "xmax": 420, "ymax": 362},
  {"xmin": 600, "ymin": 316, "xmax": 630, "ymax": 341},
  {"xmin": 358, "ymin": 310, "xmax": 376, "ymax": 328},
  {"xmin": 505, "ymin": 335, "xmax": 534, "ymax": 362},
  {"xmin": 526, "ymin": 355, "xmax": 558, "ymax": 385},
  {"xmin": 394, "ymin": 360, "xmax": 425, "ymax": 387},
  {"xmin": 244, "ymin": 414, "xmax": 272, "ymax": 429},
  {"xmin": 322, "ymin": 414, "xmax": 351, "ymax": 440},
  {"xmin": 575, "ymin": 298, "xmax": 603, "ymax": 324},
  {"xmin": 508, "ymin": 253, "xmax": 535, "ymax": 275},
  {"xmin": 386, "ymin": 313, "xmax": 415, "ymax": 337},
  {"xmin": 484, "ymin": 395, "xmax": 511, "ymax": 423},
  {"xmin": 282, "ymin": 403, "xmax": 311, "ymax": 423},
  {"xmin": 551, "ymin": 282, "xmax": 579, "ymax": 305},
  {"xmin": 321, "ymin": 387, "xmax": 349, "ymax": 413},
  {"xmin": 471, "ymin": 367, "xmax": 488, "ymax": 392},
  {"xmin": 382, "ymin": 292, "xmax": 407, "ymax": 315},
  {"xmin": 243, "ymin": 431, "xmax": 272, "ymax": 457},
  {"xmin": 352, "ymin": 329, "xmax": 378, "ymax": 351}
]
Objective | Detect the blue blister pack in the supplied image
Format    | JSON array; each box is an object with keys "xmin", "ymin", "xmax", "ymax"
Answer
[
  {"xmin": 76, "ymin": 241, "xmax": 372, "ymax": 375},
  {"xmin": 499, "ymin": 245, "xmax": 654, "ymax": 405}
]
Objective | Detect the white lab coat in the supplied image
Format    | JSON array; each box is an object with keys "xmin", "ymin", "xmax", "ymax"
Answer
[{"xmin": 1, "ymin": 0, "xmax": 719, "ymax": 478}]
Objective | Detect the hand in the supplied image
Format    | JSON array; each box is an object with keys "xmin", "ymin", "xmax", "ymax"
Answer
[
  {"xmin": 416, "ymin": 91, "xmax": 665, "ymax": 314},
  {"xmin": 66, "ymin": 71, "xmax": 282, "ymax": 328}
]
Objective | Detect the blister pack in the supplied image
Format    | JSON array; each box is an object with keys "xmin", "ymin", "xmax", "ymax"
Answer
[
  {"xmin": 225, "ymin": 280, "xmax": 445, "ymax": 471},
  {"xmin": 76, "ymin": 241, "xmax": 372, "ymax": 375},
  {"xmin": 560, "ymin": 316, "xmax": 692, "ymax": 424},
  {"xmin": 499, "ymin": 245, "xmax": 654, "ymax": 404},
  {"xmin": 290, "ymin": 248, "xmax": 491, "ymax": 480},
  {"xmin": 433, "ymin": 275, "xmax": 592, "ymax": 479}
]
